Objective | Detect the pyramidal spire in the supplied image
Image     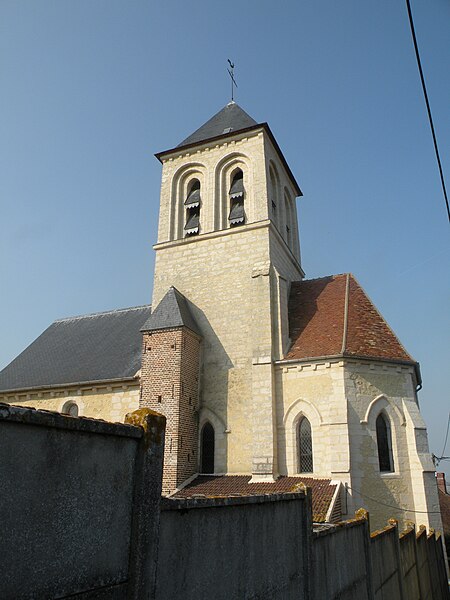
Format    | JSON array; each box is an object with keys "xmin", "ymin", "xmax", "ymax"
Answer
[
  {"xmin": 141, "ymin": 287, "xmax": 200, "ymax": 336},
  {"xmin": 177, "ymin": 103, "xmax": 258, "ymax": 149}
]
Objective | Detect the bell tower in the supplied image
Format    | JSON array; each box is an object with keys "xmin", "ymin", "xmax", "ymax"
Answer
[{"xmin": 151, "ymin": 101, "xmax": 304, "ymax": 483}]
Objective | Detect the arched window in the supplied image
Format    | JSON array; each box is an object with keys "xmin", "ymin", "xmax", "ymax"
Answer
[
  {"xmin": 298, "ymin": 417, "xmax": 313, "ymax": 473},
  {"xmin": 269, "ymin": 165, "xmax": 279, "ymax": 225},
  {"xmin": 184, "ymin": 179, "xmax": 201, "ymax": 236},
  {"xmin": 200, "ymin": 422, "xmax": 215, "ymax": 473},
  {"xmin": 62, "ymin": 401, "xmax": 79, "ymax": 417},
  {"xmin": 284, "ymin": 191, "xmax": 292, "ymax": 247},
  {"xmin": 376, "ymin": 413, "xmax": 394, "ymax": 472},
  {"xmin": 228, "ymin": 170, "xmax": 245, "ymax": 227}
]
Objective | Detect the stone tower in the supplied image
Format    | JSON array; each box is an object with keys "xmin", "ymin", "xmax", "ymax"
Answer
[{"xmin": 151, "ymin": 102, "xmax": 303, "ymax": 481}]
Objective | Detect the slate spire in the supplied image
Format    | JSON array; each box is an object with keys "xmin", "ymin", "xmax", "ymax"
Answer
[
  {"xmin": 141, "ymin": 287, "xmax": 201, "ymax": 336},
  {"xmin": 177, "ymin": 102, "xmax": 258, "ymax": 149}
]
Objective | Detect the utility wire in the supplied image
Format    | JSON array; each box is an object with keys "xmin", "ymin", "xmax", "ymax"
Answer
[
  {"xmin": 405, "ymin": 0, "xmax": 450, "ymax": 223},
  {"xmin": 437, "ymin": 412, "xmax": 450, "ymax": 463},
  {"xmin": 347, "ymin": 485, "xmax": 442, "ymax": 515}
]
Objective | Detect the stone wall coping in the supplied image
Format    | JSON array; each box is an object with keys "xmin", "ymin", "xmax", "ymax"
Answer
[
  {"xmin": 399, "ymin": 526, "xmax": 416, "ymax": 540},
  {"xmin": 313, "ymin": 516, "xmax": 366, "ymax": 538},
  {"xmin": 160, "ymin": 491, "xmax": 307, "ymax": 511},
  {"xmin": 0, "ymin": 402, "xmax": 142, "ymax": 439},
  {"xmin": 416, "ymin": 526, "xmax": 428, "ymax": 540},
  {"xmin": 370, "ymin": 523, "xmax": 397, "ymax": 539}
]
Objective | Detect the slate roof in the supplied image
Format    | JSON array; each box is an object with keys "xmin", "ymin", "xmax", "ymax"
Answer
[
  {"xmin": 141, "ymin": 287, "xmax": 201, "ymax": 336},
  {"xmin": 0, "ymin": 306, "xmax": 151, "ymax": 393},
  {"xmin": 155, "ymin": 102, "xmax": 302, "ymax": 196},
  {"xmin": 286, "ymin": 274, "xmax": 418, "ymax": 370},
  {"xmin": 177, "ymin": 102, "xmax": 257, "ymax": 149},
  {"xmin": 172, "ymin": 475, "xmax": 338, "ymax": 523}
]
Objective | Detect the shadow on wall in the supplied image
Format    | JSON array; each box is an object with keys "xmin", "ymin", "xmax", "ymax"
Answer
[{"xmin": 189, "ymin": 302, "xmax": 233, "ymax": 474}]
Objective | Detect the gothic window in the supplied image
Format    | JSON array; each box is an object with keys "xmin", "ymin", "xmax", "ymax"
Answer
[
  {"xmin": 185, "ymin": 179, "xmax": 201, "ymax": 236},
  {"xmin": 228, "ymin": 170, "xmax": 245, "ymax": 227},
  {"xmin": 298, "ymin": 417, "xmax": 313, "ymax": 473},
  {"xmin": 62, "ymin": 401, "xmax": 79, "ymax": 417},
  {"xmin": 200, "ymin": 422, "xmax": 215, "ymax": 473},
  {"xmin": 376, "ymin": 413, "xmax": 394, "ymax": 472}
]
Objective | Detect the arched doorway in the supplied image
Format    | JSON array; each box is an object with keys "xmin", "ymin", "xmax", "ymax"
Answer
[{"xmin": 200, "ymin": 422, "xmax": 215, "ymax": 473}]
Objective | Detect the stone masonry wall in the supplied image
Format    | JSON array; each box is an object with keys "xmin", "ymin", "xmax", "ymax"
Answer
[
  {"xmin": 276, "ymin": 357, "xmax": 444, "ymax": 532},
  {"xmin": 0, "ymin": 385, "xmax": 139, "ymax": 423},
  {"xmin": 344, "ymin": 360, "xmax": 443, "ymax": 532},
  {"xmin": 275, "ymin": 360, "xmax": 349, "ymax": 483},
  {"xmin": 153, "ymin": 128, "xmax": 303, "ymax": 478},
  {"xmin": 153, "ymin": 226, "xmax": 269, "ymax": 474}
]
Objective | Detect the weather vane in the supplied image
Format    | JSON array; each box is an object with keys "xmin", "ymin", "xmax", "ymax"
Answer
[{"xmin": 227, "ymin": 59, "xmax": 238, "ymax": 102}]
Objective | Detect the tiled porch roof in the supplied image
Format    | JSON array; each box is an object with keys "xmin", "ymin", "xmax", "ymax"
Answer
[{"xmin": 172, "ymin": 475, "xmax": 338, "ymax": 523}]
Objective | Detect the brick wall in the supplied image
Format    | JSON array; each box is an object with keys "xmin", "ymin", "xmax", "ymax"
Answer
[{"xmin": 140, "ymin": 326, "xmax": 201, "ymax": 494}]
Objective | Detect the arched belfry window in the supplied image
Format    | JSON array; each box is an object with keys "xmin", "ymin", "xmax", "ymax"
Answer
[
  {"xmin": 200, "ymin": 422, "xmax": 215, "ymax": 473},
  {"xmin": 184, "ymin": 179, "xmax": 201, "ymax": 236},
  {"xmin": 298, "ymin": 417, "xmax": 313, "ymax": 473},
  {"xmin": 284, "ymin": 191, "xmax": 292, "ymax": 247},
  {"xmin": 376, "ymin": 413, "xmax": 394, "ymax": 472},
  {"xmin": 228, "ymin": 170, "xmax": 245, "ymax": 227},
  {"xmin": 269, "ymin": 165, "xmax": 279, "ymax": 226}
]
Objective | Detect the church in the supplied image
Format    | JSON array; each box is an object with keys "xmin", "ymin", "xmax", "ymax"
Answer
[{"xmin": 0, "ymin": 101, "xmax": 443, "ymax": 532}]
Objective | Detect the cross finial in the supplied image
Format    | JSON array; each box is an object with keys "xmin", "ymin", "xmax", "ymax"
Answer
[{"xmin": 227, "ymin": 59, "xmax": 238, "ymax": 102}]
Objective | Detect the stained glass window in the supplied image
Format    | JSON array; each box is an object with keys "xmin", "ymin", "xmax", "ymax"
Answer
[
  {"xmin": 298, "ymin": 417, "xmax": 313, "ymax": 473},
  {"xmin": 376, "ymin": 413, "xmax": 394, "ymax": 472}
]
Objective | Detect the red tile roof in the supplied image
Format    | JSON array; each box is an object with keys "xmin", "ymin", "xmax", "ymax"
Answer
[
  {"xmin": 286, "ymin": 274, "xmax": 415, "ymax": 365},
  {"xmin": 172, "ymin": 475, "xmax": 338, "ymax": 523}
]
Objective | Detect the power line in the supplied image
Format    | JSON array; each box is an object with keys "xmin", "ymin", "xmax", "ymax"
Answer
[
  {"xmin": 347, "ymin": 485, "xmax": 442, "ymax": 515},
  {"xmin": 438, "ymin": 412, "xmax": 450, "ymax": 463},
  {"xmin": 405, "ymin": 0, "xmax": 450, "ymax": 223}
]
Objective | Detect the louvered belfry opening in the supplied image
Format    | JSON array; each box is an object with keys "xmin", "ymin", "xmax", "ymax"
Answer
[
  {"xmin": 376, "ymin": 413, "xmax": 394, "ymax": 472},
  {"xmin": 298, "ymin": 417, "xmax": 313, "ymax": 473},
  {"xmin": 185, "ymin": 179, "xmax": 201, "ymax": 236},
  {"xmin": 200, "ymin": 422, "xmax": 215, "ymax": 474},
  {"xmin": 228, "ymin": 170, "xmax": 245, "ymax": 227}
]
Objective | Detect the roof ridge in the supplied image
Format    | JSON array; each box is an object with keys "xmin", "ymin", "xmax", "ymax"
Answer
[
  {"xmin": 294, "ymin": 273, "xmax": 350, "ymax": 284},
  {"xmin": 55, "ymin": 304, "xmax": 151, "ymax": 323},
  {"xmin": 341, "ymin": 274, "xmax": 350, "ymax": 354}
]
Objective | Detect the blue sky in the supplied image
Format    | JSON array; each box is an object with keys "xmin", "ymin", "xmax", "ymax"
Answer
[{"xmin": 1, "ymin": 1, "xmax": 449, "ymax": 476}]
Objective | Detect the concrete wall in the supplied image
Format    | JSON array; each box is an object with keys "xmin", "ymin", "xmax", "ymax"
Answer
[
  {"xmin": 2, "ymin": 403, "xmax": 448, "ymax": 600},
  {"xmin": 0, "ymin": 403, "xmax": 164, "ymax": 600},
  {"xmin": 156, "ymin": 492, "xmax": 311, "ymax": 600},
  {"xmin": 311, "ymin": 513, "xmax": 449, "ymax": 600},
  {"xmin": 371, "ymin": 524, "xmax": 404, "ymax": 599},
  {"xmin": 312, "ymin": 520, "xmax": 372, "ymax": 600}
]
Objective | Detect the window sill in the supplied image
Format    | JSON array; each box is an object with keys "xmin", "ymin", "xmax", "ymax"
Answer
[{"xmin": 379, "ymin": 472, "xmax": 401, "ymax": 479}]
